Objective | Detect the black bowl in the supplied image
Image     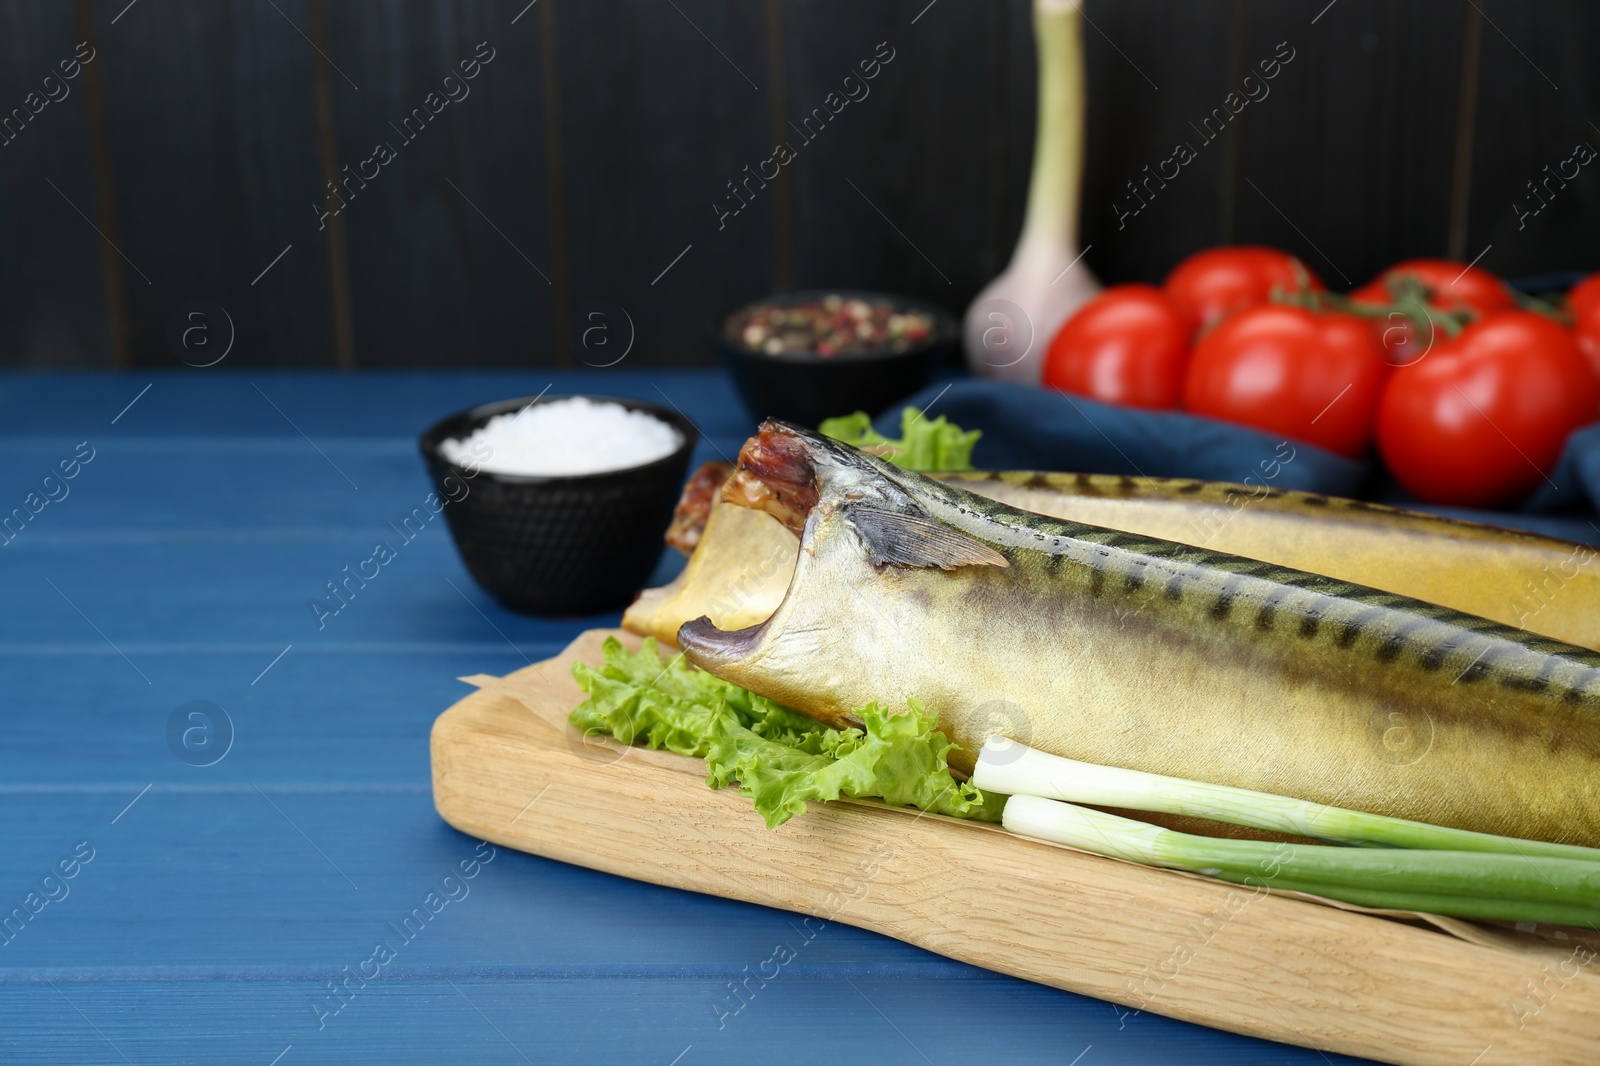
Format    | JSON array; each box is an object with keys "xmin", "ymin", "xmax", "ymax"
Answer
[
  {"xmin": 419, "ymin": 395, "xmax": 698, "ymax": 616},
  {"xmin": 714, "ymin": 289, "xmax": 957, "ymax": 427}
]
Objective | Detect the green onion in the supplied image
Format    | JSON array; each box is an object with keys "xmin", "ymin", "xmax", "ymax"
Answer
[
  {"xmin": 1002, "ymin": 795, "xmax": 1600, "ymax": 928},
  {"xmin": 973, "ymin": 736, "xmax": 1600, "ymax": 863},
  {"xmin": 1241, "ymin": 879, "xmax": 1600, "ymax": 928}
]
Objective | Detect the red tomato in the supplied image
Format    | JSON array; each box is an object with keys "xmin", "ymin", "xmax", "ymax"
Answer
[
  {"xmin": 1043, "ymin": 284, "xmax": 1191, "ymax": 409},
  {"xmin": 1568, "ymin": 272, "xmax": 1600, "ymax": 381},
  {"xmin": 1570, "ymin": 273, "xmax": 1600, "ymax": 319},
  {"xmin": 1377, "ymin": 311, "xmax": 1599, "ymax": 507},
  {"xmin": 1349, "ymin": 258, "xmax": 1513, "ymax": 316},
  {"xmin": 1183, "ymin": 304, "xmax": 1389, "ymax": 458},
  {"xmin": 1163, "ymin": 246, "xmax": 1324, "ymax": 329},
  {"xmin": 1351, "ymin": 259, "xmax": 1515, "ymax": 368}
]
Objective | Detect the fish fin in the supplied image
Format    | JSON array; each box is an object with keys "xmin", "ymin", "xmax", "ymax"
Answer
[{"xmin": 846, "ymin": 506, "xmax": 1010, "ymax": 571}]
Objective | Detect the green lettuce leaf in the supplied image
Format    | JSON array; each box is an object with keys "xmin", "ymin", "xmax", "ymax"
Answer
[
  {"xmin": 570, "ymin": 636, "xmax": 999, "ymax": 828},
  {"xmin": 818, "ymin": 407, "xmax": 981, "ymax": 471}
]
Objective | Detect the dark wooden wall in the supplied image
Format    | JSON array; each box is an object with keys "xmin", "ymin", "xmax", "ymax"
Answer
[{"xmin": 0, "ymin": 0, "xmax": 1595, "ymax": 370}]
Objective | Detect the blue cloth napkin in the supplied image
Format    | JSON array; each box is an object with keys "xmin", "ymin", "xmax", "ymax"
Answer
[{"xmin": 882, "ymin": 379, "xmax": 1600, "ymax": 547}]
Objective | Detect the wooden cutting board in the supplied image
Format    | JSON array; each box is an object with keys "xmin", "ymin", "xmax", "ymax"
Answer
[{"xmin": 430, "ymin": 629, "xmax": 1600, "ymax": 1066}]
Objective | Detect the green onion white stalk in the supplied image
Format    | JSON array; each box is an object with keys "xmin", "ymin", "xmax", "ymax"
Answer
[
  {"xmin": 1003, "ymin": 795, "xmax": 1600, "ymax": 928},
  {"xmin": 974, "ymin": 736, "xmax": 1600, "ymax": 863},
  {"xmin": 963, "ymin": 0, "xmax": 1100, "ymax": 383}
]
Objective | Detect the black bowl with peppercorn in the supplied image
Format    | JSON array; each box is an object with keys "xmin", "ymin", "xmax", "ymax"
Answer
[{"xmin": 714, "ymin": 290, "xmax": 958, "ymax": 427}]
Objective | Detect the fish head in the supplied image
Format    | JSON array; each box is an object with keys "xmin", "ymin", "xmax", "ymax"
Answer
[{"xmin": 676, "ymin": 421, "xmax": 1009, "ymax": 724}]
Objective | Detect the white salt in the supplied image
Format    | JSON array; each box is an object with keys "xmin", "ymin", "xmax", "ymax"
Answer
[{"xmin": 441, "ymin": 397, "xmax": 683, "ymax": 476}]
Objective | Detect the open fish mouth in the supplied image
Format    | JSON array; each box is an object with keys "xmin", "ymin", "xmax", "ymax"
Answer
[
  {"xmin": 673, "ymin": 421, "xmax": 850, "ymax": 677},
  {"xmin": 676, "ymin": 421, "xmax": 1008, "ymax": 679}
]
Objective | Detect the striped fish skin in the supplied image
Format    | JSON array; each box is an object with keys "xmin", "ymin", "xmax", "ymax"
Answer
[
  {"xmin": 677, "ymin": 423, "xmax": 1600, "ymax": 848},
  {"xmin": 944, "ymin": 471, "xmax": 1600, "ymax": 651}
]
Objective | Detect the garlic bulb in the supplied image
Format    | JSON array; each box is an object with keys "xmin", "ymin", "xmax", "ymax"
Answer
[{"xmin": 965, "ymin": 0, "xmax": 1100, "ymax": 383}]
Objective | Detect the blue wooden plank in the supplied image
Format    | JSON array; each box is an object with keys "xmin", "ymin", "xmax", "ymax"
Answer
[
  {"xmin": 0, "ymin": 977, "xmax": 1371, "ymax": 1066},
  {"xmin": 0, "ymin": 649, "xmax": 527, "ymax": 787},
  {"xmin": 0, "ymin": 538, "xmax": 677, "ymax": 649},
  {"xmin": 0, "ymin": 440, "xmax": 429, "ymax": 539}
]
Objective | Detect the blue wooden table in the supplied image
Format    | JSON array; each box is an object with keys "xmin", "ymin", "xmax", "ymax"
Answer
[{"xmin": 0, "ymin": 371, "xmax": 1373, "ymax": 1065}]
